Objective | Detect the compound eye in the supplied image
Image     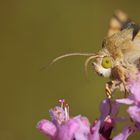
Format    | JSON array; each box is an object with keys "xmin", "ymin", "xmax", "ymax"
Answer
[{"xmin": 101, "ymin": 56, "xmax": 112, "ymax": 69}]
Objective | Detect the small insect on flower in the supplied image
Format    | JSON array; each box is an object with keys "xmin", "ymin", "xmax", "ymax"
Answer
[{"xmin": 44, "ymin": 10, "xmax": 140, "ymax": 99}]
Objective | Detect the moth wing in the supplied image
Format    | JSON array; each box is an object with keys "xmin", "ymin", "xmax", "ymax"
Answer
[
  {"xmin": 126, "ymin": 30, "xmax": 140, "ymax": 65},
  {"xmin": 105, "ymin": 10, "xmax": 140, "ymax": 65},
  {"xmin": 133, "ymin": 30, "xmax": 140, "ymax": 47},
  {"xmin": 107, "ymin": 10, "xmax": 128, "ymax": 37}
]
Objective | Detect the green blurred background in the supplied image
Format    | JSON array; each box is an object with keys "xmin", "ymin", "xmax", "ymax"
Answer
[{"xmin": 1, "ymin": 0, "xmax": 140, "ymax": 140}]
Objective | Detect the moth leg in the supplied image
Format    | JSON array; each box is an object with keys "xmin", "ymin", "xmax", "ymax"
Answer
[
  {"xmin": 106, "ymin": 80, "xmax": 128, "ymax": 99},
  {"xmin": 120, "ymin": 82, "xmax": 128, "ymax": 98},
  {"xmin": 105, "ymin": 80, "xmax": 121, "ymax": 99},
  {"xmin": 105, "ymin": 81, "xmax": 117, "ymax": 115},
  {"xmin": 121, "ymin": 83, "xmax": 130, "ymax": 98},
  {"xmin": 105, "ymin": 81, "xmax": 115, "ymax": 99},
  {"xmin": 124, "ymin": 87, "xmax": 128, "ymax": 98},
  {"xmin": 105, "ymin": 80, "xmax": 120, "ymax": 115},
  {"xmin": 105, "ymin": 82, "xmax": 112, "ymax": 99}
]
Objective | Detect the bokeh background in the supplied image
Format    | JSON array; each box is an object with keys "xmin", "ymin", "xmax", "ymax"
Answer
[{"xmin": 1, "ymin": 0, "xmax": 140, "ymax": 140}]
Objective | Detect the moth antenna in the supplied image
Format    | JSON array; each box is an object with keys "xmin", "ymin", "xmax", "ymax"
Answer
[
  {"xmin": 84, "ymin": 55, "xmax": 98, "ymax": 77},
  {"xmin": 40, "ymin": 52, "xmax": 95, "ymax": 70}
]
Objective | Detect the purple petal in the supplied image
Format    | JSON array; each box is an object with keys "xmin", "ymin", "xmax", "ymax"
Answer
[
  {"xmin": 100, "ymin": 99, "xmax": 120, "ymax": 120},
  {"xmin": 116, "ymin": 98, "xmax": 134, "ymax": 105},
  {"xmin": 57, "ymin": 116, "xmax": 90, "ymax": 140},
  {"xmin": 37, "ymin": 119, "xmax": 57, "ymax": 137},
  {"xmin": 90, "ymin": 120, "xmax": 102, "ymax": 140},
  {"xmin": 49, "ymin": 106, "xmax": 66, "ymax": 125},
  {"xmin": 110, "ymin": 101, "xmax": 120, "ymax": 117},
  {"xmin": 100, "ymin": 116, "xmax": 114, "ymax": 139},
  {"xmin": 74, "ymin": 117, "xmax": 90, "ymax": 140},
  {"xmin": 100, "ymin": 99, "xmax": 110, "ymax": 120},
  {"xmin": 57, "ymin": 119, "xmax": 79, "ymax": 140},
  {"xmin": 127, "ymin": 105, "xmax": 140, "ymax": 123},
  {"xmin": 90, "ymin": 120, "xmax": 106, "ymax": 140},
  {"xmin": 127, "ymin": 73, "xmax": 140, "ymax": 102},
  {"xmin": 112, "ymin": 126, "xmax": 134, "ymax": 140}
]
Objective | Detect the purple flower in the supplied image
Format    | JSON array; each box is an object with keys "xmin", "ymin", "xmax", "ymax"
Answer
[
  {"xmin": 127, "ymin": 106, "xmax": 140, "ymax": 129},
  {"xmin": 37, "ymin": 99, "xmax": 90, "ymax": 140},
  {"xmin": 126, "ymin": 73, "xmax": 140, "ymax": 128},
  {"xmin": 127, "ymin": 73, "xmax": 140, "ymax": 103},
  {"xmin": 37, "ymin": 119, "xmax": 57, "ymax": 138},
  {"xmin": 89, "ymin": 120, "xmax": 106, "ymax": 140},
  {"xmin": 37, "ymin": 95, "xmax": 137, "ymax": 139},
  {"xmin": 37, "ymin": 99, "xmax": 126, "ymax": 140},
  {"xmin": 56, "ymin": 116, "xmax": 90, "ymax": 140},
  {"xmin": 89, "ymin": 99, "xmax": 120, "ymax": 140},
  {"xmin": 116, "ymin": 72, "xmax": 140, "ymax": 105},
  {"xmin": 116, "ymin": 72, "xmax": 140, "ymax": 129},
  {"xmin": 100, "ymin": 99, "xmax": 120, "ymax": 120}
]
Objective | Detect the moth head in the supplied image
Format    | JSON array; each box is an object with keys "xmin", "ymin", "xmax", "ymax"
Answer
[
  {"xmin": 45, "ymin": 51, "xmax": 114, "ymax": 78},
  {"xmin": 85, "ymin": 53, "xmax": 114, "ymax": 78},
  {"xmin": 93, "ymin": 56, "xmax": 113, "ymax": 77}
]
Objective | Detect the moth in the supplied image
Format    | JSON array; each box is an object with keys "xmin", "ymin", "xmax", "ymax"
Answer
[{"xmin": 46, "ymin": 10, "xmax": 140, "ymax": 99}]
